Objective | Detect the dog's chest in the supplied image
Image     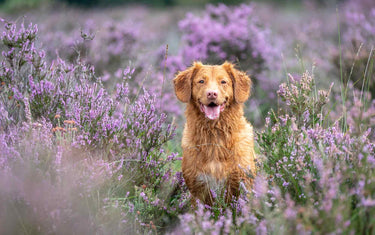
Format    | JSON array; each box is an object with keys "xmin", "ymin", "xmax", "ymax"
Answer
[
  {"xmin": 196, "ymin": 161, "xmax": 227, "ymax": 190},
  {"xmin": 203, "ymin": 160, "xmax": 225, "ymax": 176},
  {"xmin": 182, "ymin": 123, "xmax": 238, "ymax": 189}
]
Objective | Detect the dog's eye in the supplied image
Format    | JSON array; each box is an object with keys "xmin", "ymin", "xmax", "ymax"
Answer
[
  {"xmin": 198, "ymin": 80, "xmax": 204, "ymax": 84},
  {"xmin": 221, "ymin": 80, "xmax": 227, "ymax": 84}
]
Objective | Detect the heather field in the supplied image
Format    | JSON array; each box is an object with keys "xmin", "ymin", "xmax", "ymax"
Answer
[{"xmin": 0, "ymin": 0, "xmax": 374, "ymax": 234}]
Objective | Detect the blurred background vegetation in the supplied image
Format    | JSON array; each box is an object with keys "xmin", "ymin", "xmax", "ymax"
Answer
[{"xmin": 0, "ymin": 0, "xmax": 346, "ymax": 12}]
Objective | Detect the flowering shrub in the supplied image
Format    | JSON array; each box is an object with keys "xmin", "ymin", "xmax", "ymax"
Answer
[
  {"xmin": 0, "ymin": 19, "xmax": 44, "ymax": 124},
  {"xmin": 40, "ymin": 18, "xmax": 141, "ymax": 77},
  {"xmin": 0, "ymin": 19, "xmax": 189, "ymax": 234},
  {"xmin": 332, "ymin": 0, "xmax": 375, "ymax": 95},
  {"xmin": 79, "ymin": 20, "xmax": 141, "ymax": 76},
  {"xmin": 260, "ymin": 72, "xmax": 332, "ymax": 201},
  {"xmin": 341, "ymin": 0, "xmax": 375, "ymax": 50},
  {"xmin": 330, "ymin": 84, "xmax": 375, "ymax": 140},
  {"xmin": 169, "ymin": 4, "xmax": 279, "ymax": 76},
  {"xmin": 38, "ymin": 16, "xmax": 181, "ymax": 117},
  {"xmin": 257, "ymin": 72, "xmax": 375, "ymax": 233}
]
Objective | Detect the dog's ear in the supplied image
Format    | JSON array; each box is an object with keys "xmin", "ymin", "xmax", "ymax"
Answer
[
  {"xmin": 173, "ymin": 61, "xmax": 202, "ymax": 103},
  {"xmin": 222, "ymin": 61, "xmax": 251, "ymax": 103}
]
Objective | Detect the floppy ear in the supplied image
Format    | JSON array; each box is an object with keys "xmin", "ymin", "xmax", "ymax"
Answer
[
  {"xmin": 222, "ymin": 61, "xmax": 252, "ymax": 103},
  {"xmin": 173, "ymin": 62, "xmax": 202, "ymax": 103}
]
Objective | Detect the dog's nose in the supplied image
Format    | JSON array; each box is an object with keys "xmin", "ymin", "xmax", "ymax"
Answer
[{"xmin": 207, "ymin": 90, "xmax": 218, "ymax": 99}]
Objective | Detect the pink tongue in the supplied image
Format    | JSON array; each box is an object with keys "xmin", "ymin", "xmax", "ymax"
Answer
[{"xmin": 203, "ymin": 105, "xmax": 221, "ymax": 120}]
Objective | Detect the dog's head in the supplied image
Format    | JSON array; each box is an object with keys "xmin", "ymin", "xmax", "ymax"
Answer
[{"xmin": 173, "ymin": 61, "xmax": 252, "ymax": 120}]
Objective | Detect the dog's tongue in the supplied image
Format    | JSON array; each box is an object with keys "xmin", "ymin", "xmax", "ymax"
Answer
[{"xmin": 203, "ymin": 105, "xmax": 221, "ymax": 120}]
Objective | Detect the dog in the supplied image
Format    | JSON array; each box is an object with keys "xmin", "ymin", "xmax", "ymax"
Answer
[{"xmin": 173, "ymin": 61, "xmax": 256, "ymax": 205}]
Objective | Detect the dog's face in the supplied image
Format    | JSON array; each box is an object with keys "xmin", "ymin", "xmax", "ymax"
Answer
[
  {"xmin": 174, "ymin": 62, "xmax": 251, "ymax": 120},
  {"xmin": 191, "ymin": 65, "xmax": 233, "ymax": 120}
]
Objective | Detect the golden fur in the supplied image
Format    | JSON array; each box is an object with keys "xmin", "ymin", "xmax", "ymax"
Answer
[{"xmin": 173, "ymin": 61, "xmax": 256, "ymax": 205}]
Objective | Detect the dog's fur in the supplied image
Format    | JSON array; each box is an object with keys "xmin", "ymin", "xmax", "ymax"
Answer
[{"xmin": 173, "ymin": 61, "xmax": 256, "ymax": 205}]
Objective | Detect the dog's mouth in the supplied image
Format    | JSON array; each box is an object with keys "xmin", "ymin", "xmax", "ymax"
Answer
[{"xmin": 199, "ymin": 101, "xmax": 226, "ymax": 120}]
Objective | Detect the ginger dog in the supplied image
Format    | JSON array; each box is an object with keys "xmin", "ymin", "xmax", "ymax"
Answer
[{"xmin": 173, "ymin": 61, "xmax": 256, "ymax": 205}]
